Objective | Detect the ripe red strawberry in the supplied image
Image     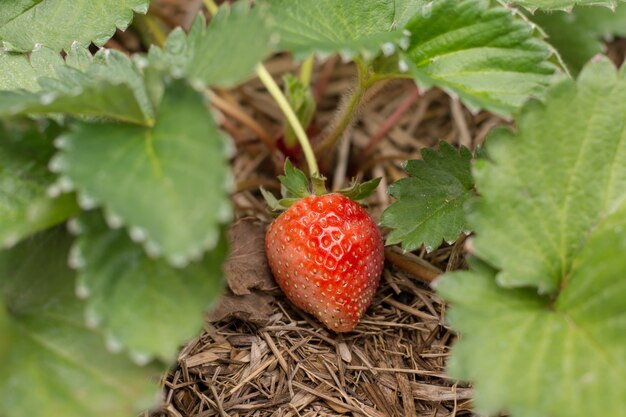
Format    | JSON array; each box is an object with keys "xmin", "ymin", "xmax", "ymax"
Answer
[{"xmin": 265, "ymin": 192, "xmax": 384, "ymax": 332}]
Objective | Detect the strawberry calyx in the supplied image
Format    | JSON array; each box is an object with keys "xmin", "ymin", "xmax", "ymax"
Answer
[{"xmin": 261, "ymin": 159, "xmax": 381, "ymax": 212}]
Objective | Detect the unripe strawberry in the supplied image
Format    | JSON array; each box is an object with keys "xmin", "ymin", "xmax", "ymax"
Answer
[{"xmin": 265, "ymin": 193, "xmax": 384, "ymax": 332}]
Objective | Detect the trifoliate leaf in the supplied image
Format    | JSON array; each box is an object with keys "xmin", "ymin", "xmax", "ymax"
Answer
[
  {"xmin": 71, "ymin": 211, "xmax": 226, "ymax": 361},
  {"xmin": 0, "ymin": 47, "xmax": 62, "ymax": 91},
  {"xmin": 382, "ymin": 141, "xmax": 473, "ymax": 252},
  {"xmin": 149, "ymin": 2, "xmax": 275, "ymax": 87},
  {"xmin": 438, "ymin": 204, "xmax": 626, "ymax": 417},
  {"xmin": 266, "ymin": 0, "xmax": 409, "ymax": 61},
  {"xmin": 401, "ymin": 0, "xmax": 558, "ymax": 115},
  {"xmin": 0, "ymin": 46, "xmax": 153, "ymax": 125},
  {"xmin": 0, "ymin": 229, "xmax": 160, "ymax": 417},
  {"xmin": 56, "ymin": 79, "xmax": 233, "ymax": 267},
  {"xmin": 0, "ymin": 119, "xmax": 78, "ymax": 249},
  {"xmin": 530, "ymin": 4, "xmax": 626, "ymax": 75},
  {"xmin": 278, "ymin": 159, "xmax": 311, "ymax": 199},
  {"xmin": 0, "ymin": 0, "xmax": 149, "ymax": 52},
  {"xmin": 470, "ymin": 57, "xmax": 626, "ymax": 293}
]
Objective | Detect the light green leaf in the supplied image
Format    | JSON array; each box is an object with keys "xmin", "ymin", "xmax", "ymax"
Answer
[
  {"xmin": 382, "ymin": 141, "xmax": 473, "ymax": 252},
  {"xmin": 402, "ymin": 0, "xmax": 558, "ymax": 115},
  {"xmin": 530, "ymin": 4, "xmax": 626, "ymax": 75},
  {"xmin": 266, "ymin": 0, "xmax": 409, "ymax": 60},
  {"xmin": 0, "ymin": 46, "xmax": 153, "ymax": 125},
  {"xmin": 470, "ymin": 58, "xmax": 626, "ymax": 293},
  {"xmin": 506, "ymin": 0, "xmax": 624, "ymax": 11},
  {"xmin": 149, "ymin": 2, "xmax": 275, "ymax": 87},
  {"xmin": 0, "ymin": 0, "xmax": 149, "ymax": 52},
  {"xmin": 0, "ymin": 120, "xmax": 78, "ymax": 249},
  {"xmin": 0, "ymin": 47, "xmax": 62, "ymax": 91},
  {"xmin": 0, "ymin": 229, "xmax": 160, "ymax": 417},
  {"xmin": 438, "ymin": 203, "xmax": 626, "ymax": 417},
  {"xmin": 56, "ymin": 79, "xmax": 233, "ymax": 267},
  {"xmin": 72, "ymin": 211, "xmax": 226, "ymax": 361}
]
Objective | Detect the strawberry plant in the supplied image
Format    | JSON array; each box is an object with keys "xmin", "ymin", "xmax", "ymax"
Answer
[{"xmin": 0, "ymin": 1, "xmax": 625, "ymax": 417}]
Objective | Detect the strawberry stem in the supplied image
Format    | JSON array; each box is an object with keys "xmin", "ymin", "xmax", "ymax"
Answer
[
  {"xmin": 255, "ymin": 63, "xmax": 320, "ymax": 177},
  {"xmin": 202, "ymin": 0, "xmax": 218, "ymax": 15},
  {"xmin": 314, "ymin": 58, "xmax": 372, "ymax": 154},
  {"xmin": 203, "ymin": 0, "xmax": 320, "ymax": 178}
]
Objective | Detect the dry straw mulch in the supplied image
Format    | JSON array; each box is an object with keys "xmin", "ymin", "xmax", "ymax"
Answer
[{"xmin": 146, "ymin": 53, "xmax": 504, "ymax": 417}]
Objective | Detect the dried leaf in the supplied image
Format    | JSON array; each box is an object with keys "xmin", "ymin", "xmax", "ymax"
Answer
[
  {"xmin": 207, "ymin": 292, "xmax": 274, "ymax": 326},
  {"xmin": 224, "ymin": 218, "xmax": 275, "ymax": 295}
]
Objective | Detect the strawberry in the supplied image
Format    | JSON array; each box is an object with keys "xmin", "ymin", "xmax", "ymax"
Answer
[{"xmin": 263, "ymin": 161, "xmax": 384, "ymax": 332}]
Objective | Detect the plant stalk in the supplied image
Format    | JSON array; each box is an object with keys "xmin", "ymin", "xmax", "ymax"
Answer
[
  {"xmin": 202, "ymin": 0, "xmax": 219, "ymax": 15},
  {"xmin": 255, "ymin": 64, "xmax": 320, "ymax": 177},
  {"xmin": 314, "ymin": 59, "xmax": 374, "ymax": 154}
]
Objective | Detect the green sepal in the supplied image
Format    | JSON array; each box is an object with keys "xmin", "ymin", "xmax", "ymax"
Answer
[
  {"xmin": 260, "ymin": 186, "xmax": 281, "ymax": 211},
  {"xmin": 338, "ymin": 177, "xmax": 382, "ymax": 201},
  {"xmin": 278, "ymin": 159, "xmax": 311, "ymax": 199},
  {"xmin": 311, "ymin": 174, "xmax": 328, "ymax": 196},
  {"xmin": 260, "ymin": 187, "xmax": 299, "ymax": 212}
]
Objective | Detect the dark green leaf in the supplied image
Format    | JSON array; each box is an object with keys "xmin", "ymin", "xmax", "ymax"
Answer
[
  {"xmin": 382, "ymin": 141, "xmax": 473, "ymax": 252},
  {"xmin": 507, "ymin": 0, "xmax": 624, "ymax": 10},
  {"xmin": 0, "ymin": 47, "xmax": 62, "ymax": 91},
  {"xmin": 437, "ymin": 57, "xmax": 626, "ymax": 417},
  {"xmin": 72, "ymin": 211, "xmax": 226, "ymax": 361},
  {"xmin": 266, "ymin": 0, "xmax": 409, "ymax": 60},
  {"xmin": 0, "ymin": 46, "xmax": 153, "ymax": 125},
  {"xmin": 0, "ymin": 0, "xmax": 149, "ymax": 52},
  {"xmin": 530, "ymin": 4, "xmax": 626, "ymax": 75},
  {"xmin": 438, "ymin": 204, "xmax": 626, "ymax": 417},
  {"xmin": 56, "ymin": 79, "xmax": 233, "ymax": 267},
  {"xmin": 470, "ymin": 58, "xmax": 626, "ymax": 293},
  {"xmin": 0, "ymin": 119, "xmax": 78, "ymax": 248},
  {"xmin": 149, "ymin": 2, "xmax": 275, "ymax": 88},
  {"xmin": 0, "ymin": 229, "xmax": 160, "ymax": 417},
  {"xmin": 401, "ymin": 0, "xmax": 558, "ymax": 115}
]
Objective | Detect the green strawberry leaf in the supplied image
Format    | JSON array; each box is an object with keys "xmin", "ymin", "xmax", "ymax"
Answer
[
  {"xmin": 382, "ymin": 141, "xmax": 473, "ymax": 252},
  {"xmin": 0, "ymin": 46, "xmax": 153, "ymax": 125},
  {"xmin": 470, "ymin": 57, "xmax": 626, "ymax": 293},
  {"xmin": 0, "ymin": 46, "xmax": 62, "ymax": 91},
  {"xmin": 278, "ymin": 159, "xmax": 311, "ymax": 199},
  {"xmin": 436, "ymin": 57, "xmax": 626, "ymax": 417},
  {"xmin": 505, "ymin": 0, "xmax": 624, "ymax": 10},
  {"xmin": 530, "ymin": 4, "xmax": 626, "ymax": 75},
  {"xmin": 55, "ymin": 79, "xmax": 233, "ymax": 267},
  {"xmin": 338, "ymin": 177, "xmax": 382, "ymax": 201},
  {"xmin": 266, "ymin": 0, "xmax": 409, "ymax": 61},
  {"xmin": 0, "ymin": 119, "xmax": 78, "ymax": 249},
  {"xmin": 401, "ymin": 0, "xmax": 559, "ymax": 116},
  {"xmin": 0, "ymin": 0, "xmax": 149, "ymax": 52},
  {"xmin": 0, "ymin": 228, "xmax": 161, "ymax": 417},
  {"xmin": 71, "ymin": 211, "xmax": 226, "ymax": 362},
  {"xmin": 148, "ymin": 2, "xmax": 275, "ymax": 88},
  {"xmin": 438, "ymin": 207, "xmax": 626, "ymax": 417}
]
